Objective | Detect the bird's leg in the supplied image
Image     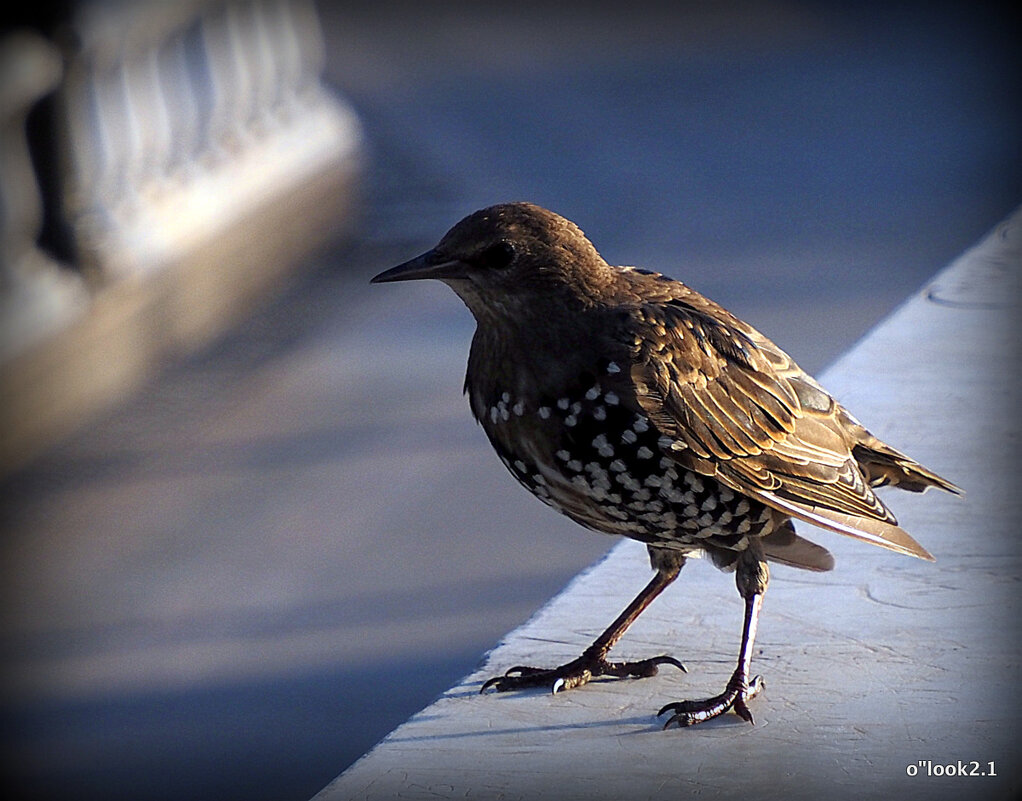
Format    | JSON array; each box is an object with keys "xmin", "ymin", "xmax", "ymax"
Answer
[
  {"xmin": 659, "ymin": 549, "xmax": 769, "ymax": 727},
  {"xmin": 481, "ymin": 556, "xmax": 686, "ymax": 694}
]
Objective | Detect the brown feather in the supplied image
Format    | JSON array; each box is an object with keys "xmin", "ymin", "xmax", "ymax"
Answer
[
  {"xmin": 611, "ymin": 268, "xmax": 952, "ymax": 561},
  {"xmin": 760, "ymin": 521, "xmax": 835, "ymax": 572}
]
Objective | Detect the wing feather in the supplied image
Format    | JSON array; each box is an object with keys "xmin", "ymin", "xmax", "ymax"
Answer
[{"xmin": 612, "ymin": 283, "xmax": 940, "ymax": 560}]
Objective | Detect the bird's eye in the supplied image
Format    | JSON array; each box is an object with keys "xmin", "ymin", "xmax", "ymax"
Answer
[{"xmin": 477, "ymin": 240, "xmax": 516, "ymax": 270}]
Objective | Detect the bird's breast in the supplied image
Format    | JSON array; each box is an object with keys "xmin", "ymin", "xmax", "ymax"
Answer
[{"xmin": 469, "ymin": 358, "xmax": 777, "ymax": 551}]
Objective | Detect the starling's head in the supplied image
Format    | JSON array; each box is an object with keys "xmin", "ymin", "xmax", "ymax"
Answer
[{"xmin": 372, "ymin": 202, "xmax": 614, "ymax": 324}]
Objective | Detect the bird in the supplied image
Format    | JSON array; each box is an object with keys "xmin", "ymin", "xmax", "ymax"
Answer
[{"xmin": 371, "ymin": 201, "xmax": 960, "ymax": 727}]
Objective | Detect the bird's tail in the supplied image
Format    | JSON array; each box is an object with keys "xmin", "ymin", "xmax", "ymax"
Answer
[
  {"xmin": 851, "ymin": 436, "xmax": 962, "ymax": 495},
  {"xmin": 760, "ymin": 521, "xmax": 835, "ymax": 572}
]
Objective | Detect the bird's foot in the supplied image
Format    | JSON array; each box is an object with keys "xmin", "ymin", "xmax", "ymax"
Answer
[
  {"xmin": 658, "ymin": 672, "xmax": 763, "ymax": 727},
  {"xmin": 480, "ymin": 651, "xmax": 686, "ymax": 694}
]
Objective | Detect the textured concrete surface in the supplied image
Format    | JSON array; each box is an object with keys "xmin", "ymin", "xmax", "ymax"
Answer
[{"xmin": 315, "ymin": 211, "xmax": 1020, "ymax": 800}]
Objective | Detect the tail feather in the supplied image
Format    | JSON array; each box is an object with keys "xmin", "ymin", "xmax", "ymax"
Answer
[
  {"xmin": 760, "ymin": 521, "xmax": 835, "ymax": 572},
  {"xmin": 753, "ymin": 485, "xmax": 936, "ymax": 561},
  {"xmin": 852, "ymin": 439, "xmax": 963, "ymax": 495}
]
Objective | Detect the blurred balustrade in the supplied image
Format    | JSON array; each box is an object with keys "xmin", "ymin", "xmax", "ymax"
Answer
[
  {"xmin": 0, "ymin": 31, "xmax": 89, "ymax": 363},
  {"xmin": 0, "ymin": 0, "xmax": 362, "ymax": 474}
]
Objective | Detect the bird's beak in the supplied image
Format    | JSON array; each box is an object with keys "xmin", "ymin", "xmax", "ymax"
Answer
[{"xmin": 371, "ymin": 249, "xmax": 468, "ymax": 284}]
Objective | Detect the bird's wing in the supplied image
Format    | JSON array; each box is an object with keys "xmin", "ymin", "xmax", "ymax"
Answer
[{"xmin": 613, "ymin": 286, "xmax": 933, "ymax": 561}]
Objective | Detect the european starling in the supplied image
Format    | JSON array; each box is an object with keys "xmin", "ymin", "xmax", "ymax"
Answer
[{"xmin": 372, "ymin": 202, "xmax": 960, "ymax": 727}]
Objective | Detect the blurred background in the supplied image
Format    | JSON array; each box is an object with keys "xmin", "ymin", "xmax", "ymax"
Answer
[{"xmin": 0, "ymin": 1, "xmax": 1018, "ymax": 799}]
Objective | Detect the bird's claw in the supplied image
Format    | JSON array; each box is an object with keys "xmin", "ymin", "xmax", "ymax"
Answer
[
  {"xmin": 480, "ymin": 664, "xmax": 593, "ymax": 694},
  {"xmin": 480, "ymin": 653, "xmax": 685, "ymax": 695},
  {"xmin": 658, "ymin": 674, "xmax": 763, "ymax": 728},
  {"xmin": 630, "ymin": 655, "xmax": 688, "ymax": 676}
]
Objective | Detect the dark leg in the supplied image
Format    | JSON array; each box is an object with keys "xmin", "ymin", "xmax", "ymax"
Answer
[
  {"xmin": 659, "ymin": 547, "xmax": 769, "ymax": 727},
  {"xmin": 481, "ymin": 554, "xmax": 687, "ymax": 694}
]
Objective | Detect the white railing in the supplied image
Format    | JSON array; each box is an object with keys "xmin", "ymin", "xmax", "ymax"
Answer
[
  {"xmin": 0, "ymin": 31, "xmax": 89, "ymax": 362},
  {"xmin": 60, "ymin": 0, "xmax": 359, "ymax": 278},
  {"xmin": 0, "ymin": 0, "xmax": 361, "ymax": 472}
]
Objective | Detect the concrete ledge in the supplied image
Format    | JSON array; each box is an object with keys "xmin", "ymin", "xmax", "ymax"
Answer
[
  {"xmin": 314, "ymin": 207, "xmax": 1021, "ymax": 800},
  {"xmin": 0, "ymin": 146, "xmax": 361, "ymax": 476}
]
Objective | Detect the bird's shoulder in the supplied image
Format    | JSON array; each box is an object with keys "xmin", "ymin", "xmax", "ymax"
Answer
[
  {"xmin": 604, "ymin": 266, "xmax": 811, "ymax": 410},
  {"xmin": 598, "ymin": 267, "xmax": 932, "ymax": 557}
]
